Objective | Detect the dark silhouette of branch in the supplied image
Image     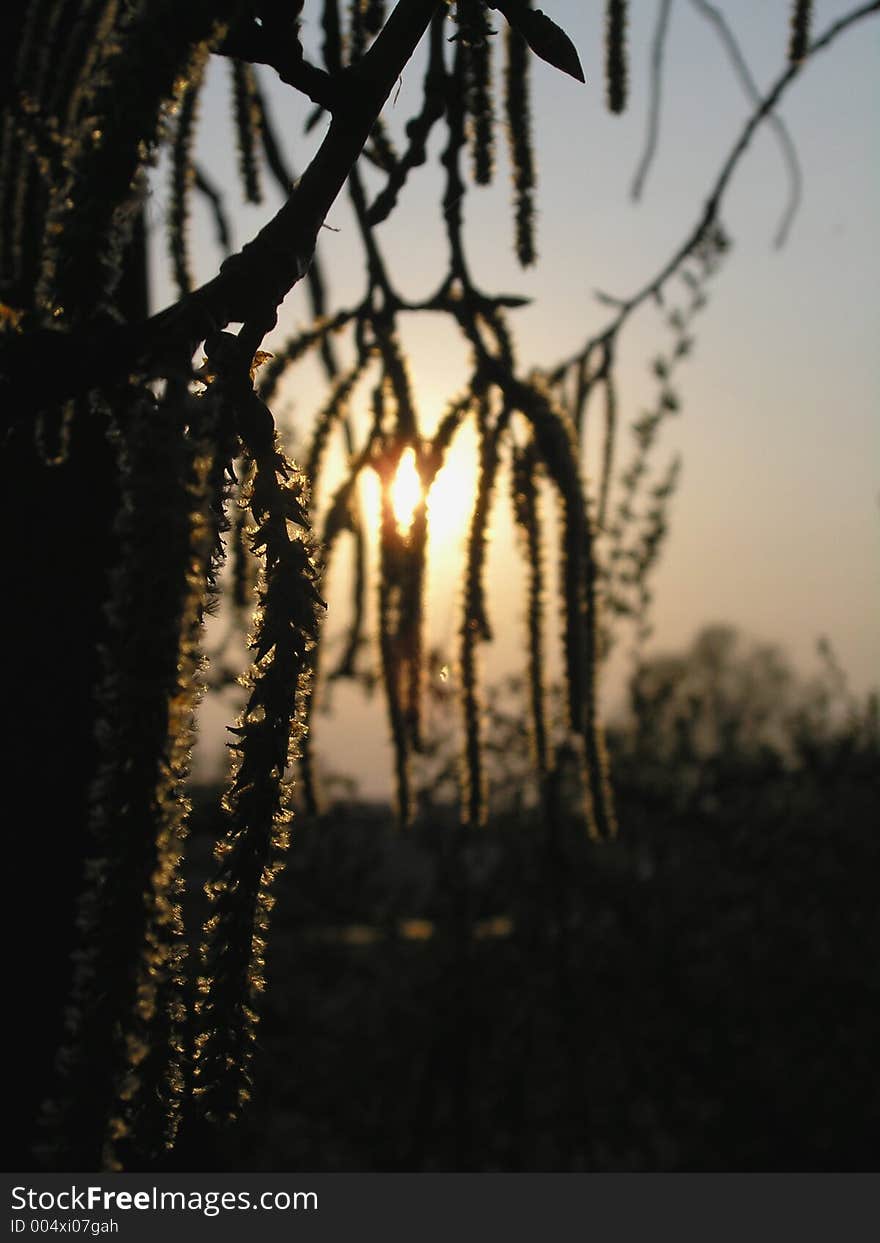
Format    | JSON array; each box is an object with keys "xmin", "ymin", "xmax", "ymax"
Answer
[
  {"xmin": 366, "ymin": 11, "xmax": 447, "ymax": 225},
  {"xmin": 1, "ymin": 0, "xmax": 444, "ymax": 418},
  {"xmin": 250, "ymin": 73, "xmax": 341, "ymax": 378},
  {"xmin": 550, "ymin": 0, "xmax": 879, "ymax": 380},
  {"xmin": 195, "ymin": 166, "xmax": 233, "ymax": 253},
  {"xmin": 216, "ymin": 14, "xmax": 339, "ymax": 111}
]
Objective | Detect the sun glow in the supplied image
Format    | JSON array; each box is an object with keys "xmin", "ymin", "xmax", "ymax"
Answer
[
  {"xmin": 357, "ymin": 428, "xmax": 478, "ymax": 555},
  {"xmin": 425, "ymin": 430, "xmax": 477, "ymax": 551},
  {"xmin": 391, "ymin": 447, "xmax": 422, "ymax": 534}
]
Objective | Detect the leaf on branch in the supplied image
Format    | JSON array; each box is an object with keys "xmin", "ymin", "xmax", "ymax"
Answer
[
  {"xmin": 594, "ymin": 289, "xmax": 624, "ymax": 308},
  {"xmin": 249, "ymin": 349, "xmax": 274, "ymax": 381},
  {"xmin": 491, "ymin": 1, "xmax": 585, "ymax": 83}
]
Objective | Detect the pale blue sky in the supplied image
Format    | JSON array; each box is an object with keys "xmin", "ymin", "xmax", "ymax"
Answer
[{"xmin": 148, "ymin": 2, "xmax": 879, "ymax": 797}]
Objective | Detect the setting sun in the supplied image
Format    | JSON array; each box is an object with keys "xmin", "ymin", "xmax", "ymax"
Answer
[
  {"xmin": 390, "ymin": 447, "xmax": 422, "ymax": 534},
  {"xmin": 358, "ymin": 433, "xmax": 477, "ymax": 570}
]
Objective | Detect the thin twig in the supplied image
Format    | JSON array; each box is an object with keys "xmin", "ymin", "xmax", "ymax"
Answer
[
  {"xmin": 549, "ymin": 0, "xmax": 879, "ymax": 380},
  {"xmin": 630, "ymin": 0, "xmax": 673, "ymax": 202},
  {"xmin": 689, "ymin": 0, "xmax": 803, "ymax": 248}
]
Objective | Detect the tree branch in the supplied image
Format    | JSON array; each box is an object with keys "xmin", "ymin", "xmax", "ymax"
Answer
[
  {"xmin": 688, "ymin": 0, "xmax": 803, "ymax": 248},
  {"xmin": 217, "ymin": 18, "xmax": 339, "ymax": 112},
  {"xmin": 549, "ymin": 0, "xmax": 879, "ymax": 379},
  {"xmin": 1, "ymin": 0, "xmax": 443, "ymax": 421}
]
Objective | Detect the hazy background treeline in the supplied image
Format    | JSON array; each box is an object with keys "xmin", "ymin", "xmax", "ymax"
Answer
[{"xmin": 176, "ymin": 625, "xmax": 879, "ymax": 1171}]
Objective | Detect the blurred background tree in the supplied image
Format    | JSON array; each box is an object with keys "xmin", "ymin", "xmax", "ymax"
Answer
[{"xmin": 200, "ymin": 625, "xmax": 879, "ymax": 1171}]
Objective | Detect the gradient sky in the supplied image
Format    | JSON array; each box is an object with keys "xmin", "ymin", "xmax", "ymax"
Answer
[{"xmin": 148, "ymin": 2, "xmax": 879, "ymax": 798}]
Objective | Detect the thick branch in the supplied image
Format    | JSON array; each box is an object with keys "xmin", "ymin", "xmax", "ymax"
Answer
[{"xmin": 1, "ymin": 0, "xmax": 443, "ymax": 420}]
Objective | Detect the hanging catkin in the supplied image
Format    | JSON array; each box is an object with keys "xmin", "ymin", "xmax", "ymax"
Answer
[
  {"xmin": 459, "ymin": 0, "xmax": 495, "ymax": 186},
  {"xmin": 511, "ymin": 442, "xmax": 552, "ymax": 796},
  {"xmin": 605, "ymin": 0, "xmax": 629, "ymax": 114},
  {"xmin": 230, "ymin": 59, "xmax": 263, "ymax": 205},
  {"xmin": 169, "ymin": 74, "xmax": 203, "ymax": 296},
  {"xmin": 459, "ymin": 396, "xmax": 504, "ymax": 827},
  {"xmin": 195, "ymin": 343, "xmax": 322, "ymax": 1123},
  {"xmin": 47, "ymin": 385, "xmax": 215, "ymax": 1168},
  {"xmin": 378, "ymin": 475, "xmax": 415, "ymax": 826},
  {"xmin": 504, "ymin": 20, "xmax": 536, "ymax": 266},
  {"xmin": 788, "ymin": 0, "xmax": 813, "ymax": 63}
]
